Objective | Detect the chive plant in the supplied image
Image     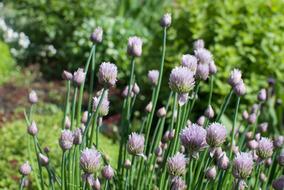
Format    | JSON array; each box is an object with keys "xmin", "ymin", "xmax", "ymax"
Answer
[{"xmin": 19, "ymin": 13, "xmax": 284, "ymax": 190}]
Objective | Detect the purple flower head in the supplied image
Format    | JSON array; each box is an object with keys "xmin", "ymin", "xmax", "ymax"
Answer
[
  {"xmin": 157, "ymin": 107, "xmax": 167, "ymax": 118},
  {"xmin": 59, "ymin": 130, "xmax": 74, "ymax": 151},
  {"xmin": 233, "ymin": 80, "xmax": 246, "ymax": 96},
  {"xmin": 28, "ymin": 90, "xmax": 38, "ymax": 104},
  {"xmin": 209, "ymin": 60, "xmax": 217, "ymax": 75},
  {"xmin": 206, "ymin": 122, "xmax": 227, "ymax": 147},
  {"xmin": 169, "ymin": 66, "xmax": 195, "ymax": 94},
  {"xmin": 73, "ymin": 128, "xmax": 82, "ymax": 145},
  {"xmin": 19, "ymin": 161, "xmax": 32, "ymax": 176},
  {"xmin": 180, "ymin": 124, "xmax": 207, "ymax": 154},
  {"xmin": 148, "ymin": 70, "xmax": 159, "ymax": 86},
  {"xmin": 274, "ymin": 136, "xmax": 284, "ymax": 148},
  {"xmin": 196, "ymin": 63, "xmax": 210, "ymax": 80},
  {"xmin": 80, "ymin": 147, "xmax": 101, "ymax": 174},
  {"xmin": 272, "ymin": 176, "xmax": 284, "ymax": 190},
  {"xmin": 181, "ymin": 54, "xmax": 197, "ymax": 73},
  {"xmin": 39, "ymin": 153, "xmax": 49, "ymax": 166},
  {"xmin": 228, "ymin": 69, "xmax": 242, "ymax": 87},
  {"xmin": 102, "ymin": 165, "xmax": 114, "ymax": 180},
  {"xmin": 73, "ymin": 68, "xmax": 86, "ymax": 86},
  {"xmin": 170, "ymin": 176, "xmax": 186, "ymax": 190},
  {"xmin": 167, "ymin": 153, "xmax": 187, "ymax": 176},
  {"xmin": 27, "ymin": 121, "xmax": 38, "ymax": 136},
  {"xmin": 90, "ymin": 27, "xmax": 103, "ymax": 43},
  {"xmin": 98, "ymin": 62, "xmax": 117, "ymax": 87},
  {"xmin": 232, "ymin": 152, "xmax": 254, "ymax": 179},
  {"xmin": 127, "ymin": 36, "xmax": 143, "ymax": 57},
  {"xmin": 205, "ymin": 166, "xmax": 217, "ymax": 180},
  {"xmin": 127, "ymin": 133, "xmax": 145, "ymax": 155},
  {"xmin": 194, "ymin": 48, "xmax": 212, "ymax": 64},
  {"xmin": 217, "ymin": 153, "xmax": 229, "ymax": 170},
  {"xmin": 62, "ymin": 70, "xmax": 73, "ymax": 81},
  {"xmin": 258, "ymin": 122, "xmax": 268, "ymax": 133},
  {"xmin": 93, "ymin": 92, "xmax": 109, "ymax": 117},
  {"xmin": 277, "ymin": 150, "xmax": 284, "ymax": 166},
  {"xmin": 258, "ymin": 88, "xmax": 267, "ymax": 101},
  {"xmin": 257, "ymin": 137, "xmax": 274, "ymax": 159},
  {"xmin": 193, "ymin": 39, "xmax": 205, "ymax": 50},
  {"xmin": 204, "ymin": 105, "xmax": 214, "ymax": 119},
  {"xmin": 160, "ymin": 13, "xmax": 172, "ymax": 28}
]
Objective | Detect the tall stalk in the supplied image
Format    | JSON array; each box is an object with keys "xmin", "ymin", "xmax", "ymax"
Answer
[{"xmin": 230, "ymin": 96, "xmax": 240, "ymax": 158}]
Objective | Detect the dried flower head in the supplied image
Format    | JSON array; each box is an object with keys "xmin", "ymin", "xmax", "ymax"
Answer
[
  {"xmin": 228, "ymin": 69, "xmax": 242, "ymax": 87},
  {"xmin": 204, "ymin": 105, "xmax": 214, "ymax": 119},
  {"xmin": 257, "ymin": 137, "xmax": 274, "ymax": 159},
  {"xmin": 160, "ymin": 13, "xmax": 172, "ymax": 28},
  {"xmin": 90, "ymin": 27, "xmax": 103, "ymax": 43},
  {"xmin": 93, "ymin": 93, "xmax": 109, "ymax": 117},
  {"xmin": 180, "ymin": 124, "xmax": 207, "ymax": 154},
  {"xmin": 127, "ymin": 36, "xmax": 143, "ymax": 57},
  {"xmin": 59, "ymin": 130, "xmax": 74, "ymax": 151},
  {"xmin": 19, "ymin": 161, "xmax": 32, "ymax": 176},
  {"xmin": 258, "ymin": 89, "xmax": 267, "ymax": 101},
  {"xmin": 193, "ymin": 39, "xmax": 205, "ymax": 50},
  {"xmin": 181, "ymin": 54, "xmax": 197, "ymax": 73},
  {"xmin": 28, "ymin": 90, "xmax": 38, "ymax": 104},
  {"xmin": 102, "ymin": 165, "xmax": 114, "ymax": 180},
  {"xmin": 206, "ymin": 122, "xmax": 227, "ymax": 147},
  {"xmin": 148, "ymin": 70, "xmax": 159, "ymax": 86},
  {"xmin": 205, "ymin": 166, "xmax": 217, "ymax": 180},
  {"xmin": 232, "ymin": 152, "xmax": 254, "ymax": 179},
  {"xmin": 170, "ymin": 176, "xmax": 186, "ymax": 190},
  {"xmin": 167, "ymin": 153, "xmax": 186, "ymax": 176},
  {"xmin": 38, "ymin": 153, "xmax": 49, "ymax": 166},
  {"xmin": 194, "ymin": 48, "xmax": 212, "ymax": 64},
  {"xmin": 272, "ymin": 176, "xmax": 284, "ymax": 190},
  {"xmin": 80, "ymin": 147, "xmax": 101, "ymax": 174},
  {"xmin": 27, "ymin": 121, "xmax": 38, "ymax": 136},
  {"xmin": 73, "ymin": 68, "xmax": 86, "ymax": 86},
  {"xmin": 169, "ymin": 66, "xmax": 195, "ymax": 94},
  {"xmin": 98, "ymin": 62, "xmax": 117, "ymax": 87},
  {"xmin": 62, "ymin": 70, "xmax": 73, "ymax": 81},
  {"xmin": 127, "ymin": 133, "xmax": 145, "ymax": 155}
]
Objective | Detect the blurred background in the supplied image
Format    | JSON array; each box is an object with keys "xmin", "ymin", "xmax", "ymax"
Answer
[{"xmin": 0, "ymin": 0, "xmax": 284, "ymax": 188}]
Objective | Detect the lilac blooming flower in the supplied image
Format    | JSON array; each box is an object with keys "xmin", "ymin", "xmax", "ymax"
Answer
[
  {"xmin": 59, "ymin": 130, "xmax": 74, "ymax": 151},
  {"xmin": 256, "ymin": 137, "xmax": 274, "ymax": 159},
  {"xmin": 169, "ymin": 66, "xmax": 195, "ymax": 94},
  {"xmin": 181, "ymin": 54, "xmax": 197, "ymax": 73},
  {"xmin": 80, "ymin": 147, "xmax": 101, "ymax": 174},
  {"xmin": 90, "ymin": 27, "xmax": 103, "ymax": 43},
  {"xmin": 232, "ymin": 152, "xmax": 254, "ymax": 179},
  {"xmin": 93, "ymin": 92, "xmax": 110, "ymax": 117},
  {"xmin": 196, "ymin": 63, "xmax": 210, "ymax": 80},
  {"xmin": 160, "ymin": 13, "xmax": 172, "ymax": 28},
  {"xmin": 127, "ymin": 133, "xmax": 145, "ymax": 155},
  {"xmin": 206, "ymin": 122, "xmax": 227, "ymax": 147},
  {"xmin": 27, "ymin": 121, "xmax": 38, "ymax": 136},
  {"xmin": 19, "ymin": 161, "xmax": 32, "ymax": 176},
  {"xmin": 102, "ymin": 165, "xmax": 114, "ymax": 180},
  {"xmin": 148, "ymin": 70, "xmax": 159, "ymax": 86},
  {"xmin": 194, "ymin": 48, "xmax": 212, "ymax": 64},
  {"xmin": 180, "ymin": 124, "xmax": 207, "ymax": 154},
  {"xmin": 167, "ymin": 153, "xmax": 187, "ymax": 176},
  {"xmin": 170, "ymin": 176, "xmax": 186, "ymax": 190},
  {"xmin": 127, "ymin": 36, "xmax": 143, "ymax": 57},
  {"xmin": 73, "ymin": 68, "xmax": 86, "ymax": 86},
  {"xmin": 228, "ymin": 69, "xmax": 242, "ymax": 87},
  {"xmin": 193, "ymin": 39, "xmax": 205, "ymax": 50},
  {"xmin": 28, "ymin": 90, "xmax": 38, "ymax": 104},
  {"xmin": 98, "ymin": 62, "xmax": 117, "ymax": 87},
  {"xmin": 272, "ymin": 176, "xmax": 284, "ymax": 190}
]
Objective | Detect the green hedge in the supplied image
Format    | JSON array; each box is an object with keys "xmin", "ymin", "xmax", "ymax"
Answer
[{"xmin": 0, "ymin": 40, "xmax": 16, "ymax": 84}]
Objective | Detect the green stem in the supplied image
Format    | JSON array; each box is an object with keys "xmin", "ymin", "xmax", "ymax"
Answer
[
  {"xmin": 216, "ymin": 89, "xmax": 234, "ymax": 122},
  {"xmin": 71, "ymin": 86, "xmax": 78, "ymax": 130},
  {"xmin": 96, "ymin": 117, "xmax": 102, "ymax": 148},
  {"xmin": 33, "ymin": 137, "xmax": 45, "ymax": 190},
  {"xmin": 19, "ymin": 176, "xmax": 25, "ymax": 190},
  {"xmin": 230, "ymin": 96, "xmax": 240, "ymax": 158},
  {"xmin": 62, "ymin": 81, "xmax": 71, "ymax": 129},
  {"xmin": 61, "ymin": 152, "xmax": 66, "ymax": 190},
  {"xmin": 88, "ymin": 45, "xmax": 97, "ymax": 114}
]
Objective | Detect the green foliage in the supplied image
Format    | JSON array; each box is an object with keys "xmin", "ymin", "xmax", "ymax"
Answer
[
  {"xmin": 168, "ymin": 0, "xmax": 284, "ymax": 104},
  {"xmin": 0, "ymin": 40, "xmax": 17, "ymax": 84},
  {"xmin": 0, "ymin": 103, "xmax": 118, "ymax": 189}
]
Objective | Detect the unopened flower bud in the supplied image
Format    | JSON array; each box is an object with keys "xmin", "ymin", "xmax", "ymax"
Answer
[
  {"xmin": 258, "ymin": 89, "xmax": 267, "ymax": 101},
  {"xmin": 255, "ymin": 133, "xmax": 261, "ymax": 141},
  {"xmin": 64, "ymin": 116, "xmax": 71, "ymax": 129},
  {"xmin": 245, "ymin": 132, "xmax": 253, "ymax": 140},
  {"xmin": 124, "ymin": 159, "xmax": 132, "ymax": 169},
  {"xmin": 27, "ymin": 121, "xmax": 38, "ymax": 136},
  {"xmin": 260, "ymin": 172, "xmax": 267, "ymax": 182},
  {"xmin": 81, "ymin": 111, "xmax": 88, "ymax": 124},
  {"xmin": 193, "ymin": 39, "xmax": 205, "ymax": 50},
  {"xmin": 160, "ymin": 13, "xmax": 172, "ymax": 28},
  {"xmin": 248, "ymin": 113, "xmax": 257, "ymax": 124},
  {"xmin": 162, "ymin": 131, "xmax": 170, "ymax": 143},
  {"xmin": 122, "ymin": 85, "xmax": 134, "ymax": 98},
  {"xmin": 127, "ymin": 36, "xmax": 143, "ymax": 57},
  {"xmin": 145, "ymin": 102, "xmax": 153, "ymax": 113},
  {"xmin": 169, "ymin": 130, "xmax": 175, "ymax": 140},
  {"xmin": 39, "ymin": 153, "xmax": 49, "ymax": 166},
  {"xmin": 247, "ymin": 140, "xmax": 258, "ymax": 150},
  {"xmin": 196, "ymin": 63, "xmax": 209, "ymax": 80},
  {"xmin": 155, "ymin": 146, "xmax": 163, "ymax": 157},
  {"xmin": 258, "ymin": 122, "xmax": 268, "ymax": 133},
  {"xmin": 205, "ymin": 166, "xmax": 217, "ymax": 180},
  {"xmin": 28, "ymin": 90, "xmax": 38, "ymax": 104},
  {"xmin": 94, "ymin": 178, "xmax": 101, "ymax": 190},
  {"xmin": 197, "ymin": 115, "xmax": 206, "ymax": 126},
  {"xmin": 217, "ymin": 153, "xmax": 229, "ymax": 170},
  {"xmin": 204, "ymin": 105, "xmax": 214, "ymax": 119},
  {"xmin": 157, "ymin": 107, "xmax": 167, "ymax": 118},
  {"xmin": 209, "ymin": 61, "xmax": 217, "ymax": 75},
  {"xmin": 102, "ymin": 165, "xmax": 114, "ymax": 180},
  {"xmin": 132, "ymin": 83, "xmax": 140, "ymax": 95},
  {"xmin": 62, "ymin": 70, "xmax": 73, "ymax": 81},
  {"xmin": 73, "ymin": 128, "xmax": 82, "ymax": 145},
  {"xmin": 274, "ymin": 136, "xmax": 284, "ymax": 148},
  {"xmin": 90, "ymin": 27, "xmax": 103, "ymax": 43},
  {"xmin": 73, "ymin": 68, "xmax": 86, "ymax": 86},
  {"xmin": 265, "ymin": 158, "xmax": 272, "ymax": 167},
  {"xmin": 19, "ymin": 161, "xmax": 32, "ymax": 176},
  {"xmin": 148, "ymin": 70, "xmax": 159, "ymax": 86},
  {"xmin": 170, "ymin": 176, "xmax": 186, "ymax": 190},
  {"xmin": 242, "ymin": 110, "xmax": 249, "ymax": 121},
  {"xmin": 233, "ymin": 80, "xmax": 246, "ymax": 96}
]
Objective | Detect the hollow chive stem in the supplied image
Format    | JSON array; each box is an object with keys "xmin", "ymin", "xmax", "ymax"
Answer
[
  {"xmin": 62, "ymin": 80, "xmax": 71, "ymax": 129},
  {"xmin": 216, "ymin": 89, "xmax": 234, "ymax": 122},
  {"xmin": 87, "ymin": 45, "xmax": 97, "ymax": 114},
  {"xmin": 19, "ymin": 176, "xmax": 25, "ymax": 190},
  {"xmin": 230, "ymin": 96, "xmax": 240, "ymax": 158},
  {"xmin": 70, "ymin": 86, "xmax": 78, "ymax": 130}
]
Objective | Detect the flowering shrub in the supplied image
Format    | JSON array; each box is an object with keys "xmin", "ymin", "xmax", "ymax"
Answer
[{"xmin": 17, "ymin": 13, "xmax": 283, "ymax": 190}]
